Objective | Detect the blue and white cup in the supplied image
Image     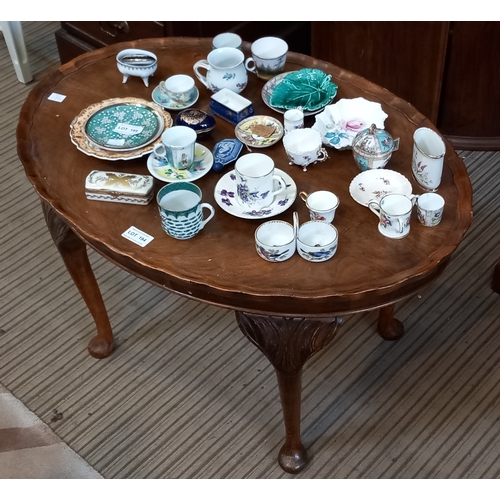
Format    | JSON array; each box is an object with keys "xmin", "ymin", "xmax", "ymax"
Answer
[
  {"xmin": 157, "ymin": 182, "xmax": 215, "ymax": 240},
  {"xmin": 234, "ymin": 153, "xmax": 286, "ymax": 209},
  {"xmin": 153, "ymin": 126, "xmax": 197, "ymax": 170}
]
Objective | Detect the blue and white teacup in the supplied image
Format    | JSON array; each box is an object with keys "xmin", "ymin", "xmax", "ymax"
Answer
[
  {"xmin": 234, "ymin": 153, "xmax": 286, "ymax": 209},
  {"xmin": 157, "ymin": 182, "xmax": 215, "ymax": 240}
]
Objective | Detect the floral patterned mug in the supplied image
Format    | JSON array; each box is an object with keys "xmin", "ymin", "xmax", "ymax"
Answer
[{"xmin": 234, "ymin": 153, "xmax": 286, "ymax": 209}]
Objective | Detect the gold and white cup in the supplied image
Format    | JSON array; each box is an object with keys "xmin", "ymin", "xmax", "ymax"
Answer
[
  {"xmin": 368, "ymin": 193, "xmax": 417, "ymax": 239},
  {"xmin": 300, "ymin": 190, "xmax": 339, "ymax": 223},
  {"xmin": 416, "ymin": 192, "xmax": 445, "ymax": 227},
  {"xmin": 411, "ymin": 127, "xmax": 446, "ymax": 192}
]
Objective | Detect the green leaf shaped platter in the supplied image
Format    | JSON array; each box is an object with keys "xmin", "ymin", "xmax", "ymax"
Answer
[{"xmin": 266, "ymin": 69, "xmax": 338, "ymax": 114}]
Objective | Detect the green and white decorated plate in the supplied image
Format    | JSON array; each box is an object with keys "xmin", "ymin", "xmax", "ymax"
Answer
[{"xmin": 83, "ymin": 100, "xmax": 163, "ymax": 151}]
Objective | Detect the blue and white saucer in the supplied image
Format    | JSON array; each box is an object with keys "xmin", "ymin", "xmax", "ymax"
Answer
[
  {"xmin": 151, "ymin": 85, "xmax": 199, "ymax": 110},
  {"xmin": 214, "ymin": 168, "xmax": 297, "ymax": 220},
  {"xmin": 146, "ymin": 144, "xmax": 213, "ymax": 183}
]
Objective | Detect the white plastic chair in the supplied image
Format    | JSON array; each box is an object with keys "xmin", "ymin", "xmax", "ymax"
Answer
[{"xmin": 0, "ymin": 21, "xmax": 32, "ymax": 83}]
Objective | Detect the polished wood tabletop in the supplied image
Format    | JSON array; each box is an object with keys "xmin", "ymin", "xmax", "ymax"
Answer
[{"xmin": 17, "ymin": 37, "xmax": 473, "ymax": 473}]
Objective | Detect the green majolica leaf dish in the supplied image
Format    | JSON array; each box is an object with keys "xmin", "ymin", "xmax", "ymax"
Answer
[{"xmin": 269, "ymin": 68, "xmax": 338, "ymax": 112}]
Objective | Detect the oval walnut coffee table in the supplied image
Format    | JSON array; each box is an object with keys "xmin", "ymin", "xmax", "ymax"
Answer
[{"xmin": 17, "ymin": 37, "xmax": 473, "ymax": 473}]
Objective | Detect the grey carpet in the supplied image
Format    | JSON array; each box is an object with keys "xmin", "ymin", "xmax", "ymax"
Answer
[{"xmin": 1, "ymin": 22, "xmax": 500, "ymax": 479}]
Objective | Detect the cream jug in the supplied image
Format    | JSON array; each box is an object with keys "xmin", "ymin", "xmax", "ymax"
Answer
[{"xmin": 193, "ymin": 47, "xmax": 248, "ymax": 94}]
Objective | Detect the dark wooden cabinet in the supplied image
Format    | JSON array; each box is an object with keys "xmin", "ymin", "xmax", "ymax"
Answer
[
  {"xmin": 311, "ymin": 21, "xmax": 500, "ymax": 150},
  {"xmin": 55, "ymin": 21, "xmax": 311, "ymax": 65}
]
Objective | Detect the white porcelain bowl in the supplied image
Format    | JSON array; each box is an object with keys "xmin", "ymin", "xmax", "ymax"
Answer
[
  {"xmin": 255, "ymin": 220, "xmax": 296, "ymax": 262},
  {"xmin": 297, "ymin": 221, "xmax": 338, "ymax": 262}
]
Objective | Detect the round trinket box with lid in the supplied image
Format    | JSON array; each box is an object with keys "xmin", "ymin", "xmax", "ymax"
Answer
[{"xmin": 352, "ymin": 123, "xmax": 400, "ymax": 171}]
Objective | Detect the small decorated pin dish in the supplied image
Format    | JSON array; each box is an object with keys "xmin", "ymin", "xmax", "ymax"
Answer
[{"xmin": 175, "ymin": 109, "xmax": 216, "ymax": 135}]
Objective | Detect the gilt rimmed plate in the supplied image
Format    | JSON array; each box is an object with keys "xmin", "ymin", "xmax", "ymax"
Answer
[
  {"xmin": 146, "ymin": 144, "xmax": 213, "ymax": 183},
  {"xmin": 235, "ymin": 115, "xmax": 284, "ymax": 148},
  {"xmin": 349, "ymin": 169, "xmax": 413, "ymax": 207},
  {"xmin": 214, "ymin": 168, "xmax": 297, "ymax": 219},
  {"xmin": 262, "ymin": 72, "xmax": 336, "ymax": 116},
  {"xmin": 84, "ymin": 101, "xmax": 163, "ymax": 151},
  {"xmin": 70, "ymin": 97, "xmax": 172, "ymax": 161}
]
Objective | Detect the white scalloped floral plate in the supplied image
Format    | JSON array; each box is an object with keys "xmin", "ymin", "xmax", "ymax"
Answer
[
  {"xmin": 349, "ymin": 169, "xmax": 413, "ymax": 207},
  {"xmin": 312, "ymin": 97, "xmax": 388, "ymax": 150}
]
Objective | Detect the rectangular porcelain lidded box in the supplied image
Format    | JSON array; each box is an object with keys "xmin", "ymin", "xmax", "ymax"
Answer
[
  {"xmin": 209, "ymin": 88, "xmax": 254, "ymax": 126},
  {"xmin": 85, "ymin": 170, "xmax": 154, "ymax": 205}
]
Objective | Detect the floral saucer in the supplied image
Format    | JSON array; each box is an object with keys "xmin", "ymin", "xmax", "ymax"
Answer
[
  {"xmin": 151, "ymin": 85, "xmax": 199, "ymax": 110},
  {"xmin": 146, "ymin": 144, "xmax": 213, "ymax": 183},
  {"xmin": 349, "ymin": 169, "xmax": 413, "ymax": 207},
  {"xmin": 214, "ymin": 168, "xmax": 297, "ymax": 219}
]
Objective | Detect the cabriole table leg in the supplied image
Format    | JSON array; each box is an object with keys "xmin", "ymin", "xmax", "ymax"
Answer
[
  {"xmin": 42, "ymin": 201, "xmax": 114, "ymax": 358},
  {"xmin": 377, "ymin": 303, "xmax": 404, "ymax": 340},
  {"xmin": 236, "ymin": 312, "xmax": 341, "ymax": 473}
]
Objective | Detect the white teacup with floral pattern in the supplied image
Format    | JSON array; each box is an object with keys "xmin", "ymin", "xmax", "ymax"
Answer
[
  {"xmin": 255, "ymin": 220, "xmax": 296, "ymax": 262},
  {"xmin": 234, "ymin": 153, "xmax": 286, "ymax": 209},
  {"xmin": 283, "ymin": 128, "xmax": 328, "ymax": 170},
  {"xmin": 368, "ymin": 193, "xmax": 417, "ymax": 239}
]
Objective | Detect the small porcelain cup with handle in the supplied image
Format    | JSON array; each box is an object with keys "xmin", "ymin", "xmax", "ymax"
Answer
[
  {"xmin": 300, "ymin": 190, "xmax": 339, "ymax": 223},
  {"xmin": 368, "ymin": 193, "xmax": 417, "ymax": 239},
  {"xmin": 212, "ymin": 32, "xmax": 242, "ymax": 50},
  {"xmin": 255, "ymin": 220, "xmax": 296, "ymax": 262},
  {"xmin": 416, "ymin": 192, "xmax": 445, "ymax": 227},
  {"xmin": 157, "ymin": 182, "xmax": 215, "ymax": 240},
  {"xmin": 245, "ymin": 37, "xmax": 288, "ymax": 80},
  {"xmin": 159, "ymin": 74, "xmax": 195, "ymax": 104},
  {"xmin": 283, "ymin": 128, "xmax": 328, "ymax": 170},
  {"xmin": 297, "ymin": 220, "xmax": 339, "ymax": 262},
  {"xmin": 153, "ymin": 126, "xmax": 197, "ymax": 170},
  {"xmin": 411, "ymin": 127, "xmax": 446, "ymax": 192},
  {"xmin": 234, "ymin": 153, "xmax": 286, "ymax": 209},
  {"xmin": 284, "ymin": 107, "xmax": 304, "ymax": 134},
  {"xmin": 193, "ymin": 47, "xmax": 248, "ymax": 94}
]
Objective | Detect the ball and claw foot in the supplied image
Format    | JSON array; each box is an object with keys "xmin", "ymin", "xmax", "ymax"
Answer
[
  {"xmin": 378, "ymin": 317, "xmax": 404, "ymax": 341},
  {"xmin": 87, "ymin": 336, "xmax": 114, "ymax": 359},
  {"xmin": 278, "ymin": 443, "xmax": 308, "ymax": 474}
]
